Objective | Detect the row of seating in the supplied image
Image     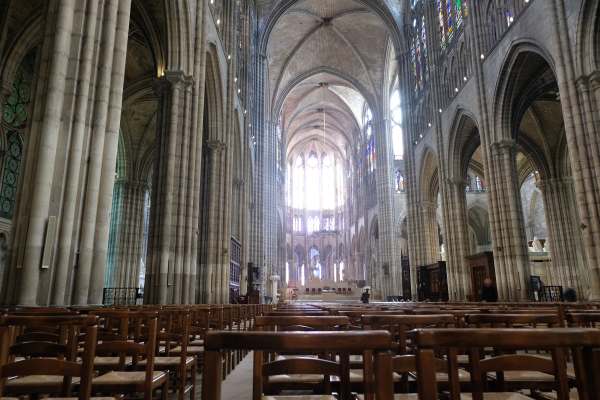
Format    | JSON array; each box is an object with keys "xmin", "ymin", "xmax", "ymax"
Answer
[
  {"xmin": 0, "ymin": 303, "xmax": 274, "ymax": 400},
  {"xmin": 200, "ymin": 302, "xmax": 600, "ymax": 400},
  {"xmin": 2, "ymin": 301, "xmax": 600, "ymax": 399}
]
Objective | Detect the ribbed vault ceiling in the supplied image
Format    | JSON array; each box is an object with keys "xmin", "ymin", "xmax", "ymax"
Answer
[{"xmin": 266, "ymin": 0, "xmax": 391, "ymax": 159}]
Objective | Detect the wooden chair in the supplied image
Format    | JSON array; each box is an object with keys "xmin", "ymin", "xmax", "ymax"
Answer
[
  {"xmin": 0, "ymin": 315, "xmax": 99, "ymax": 399},
  {"xmin": 411, "ymin": 328, "xmax": 600, "ymax": 400},
  {"xmin": 359, "ymin": 314, "xmax": 464, "ymax": 392},
  {"xmin": 566, "ymin": 312, "xmax": 600, "ymax": 327},
  {"xmin": 91, "ymin": 312, "xmax": 169, "ymax": 400},
  {"xmin": 88, "ymin": 311, "xmax": 133, "ymax": 372},
  {"xmin": 354, "ymin": 354, "xmax": 448, "ymax": 400},
  {"xmin": 136, "ymin": 309, "xmax": 196, "ymax": 400},
  {"xmin": 201, "ymin": 330, "xmax": 394, "ymax": 400}
]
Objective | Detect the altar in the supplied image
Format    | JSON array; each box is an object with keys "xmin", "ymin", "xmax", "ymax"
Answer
[{"xmin": 286, "ymin": 277, "xmax": 362, "ymax": 301}]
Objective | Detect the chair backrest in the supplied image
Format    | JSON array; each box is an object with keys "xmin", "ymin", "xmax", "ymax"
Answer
[
  {"xmin": 202, "ymin": 330, "xmax": 394, "ymax": 400},
  {"xmin": 567, "ymin": 312, "xmax": 600, "ymax": 327},
  {"xmin": 159, "ymin": 309, "xmax": 191, "ymax": 362},
  {"xmin": 465, "ymin": 313, "xmax": 562, "ymax": 328},
  {"xmin": 410, "ymin": 328, "xmax": 600, "ymax": 400},
  {"xmin": 261, "ymin": 355, "xmax": 345, "ymax": 397},
  {"xmin": 0, "ymin": 315, "xmax": 99, "ymax": 399},
  {"xmin": 266, "ymin": 310, "xmax": 330, "ymax": 316},
  {"xmin": 361, "ymin": 314, "xmax": 456, "ymax": 353},
  {"xmin": 255, "ymin": 315, "xmax": 350, "ymax": 331},
  {"xmin": 337, "ymin": 310, "xmax": 405, "ymax": 325}
]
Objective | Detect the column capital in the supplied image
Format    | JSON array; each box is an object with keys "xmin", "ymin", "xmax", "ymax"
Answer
[
  {"xmin": 575, "ymin": 75, "xmax": 590, "ymax": 92},
  {"xmin": 490, "ymin": 139, "xmax": 516, "ymax": 155},
  {"xmin": 164, "ymin": 70, "xmax": 186, "ymax": 86},
  {"xmin": 589, "ymin": 71, "xmax": 600, "ymax": 90},
  {"xmin": 152, "ymin": 71, "xmax": 191, "ymax": 95}
]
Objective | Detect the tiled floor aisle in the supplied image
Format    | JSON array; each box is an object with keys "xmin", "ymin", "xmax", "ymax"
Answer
[{"xmin": 198, "ymin": 352, "xmax": 254, "ymax": 400}]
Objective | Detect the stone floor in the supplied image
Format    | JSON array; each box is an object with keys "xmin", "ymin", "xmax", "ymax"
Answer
[{"xmin": 197, "ymin": 352, "xmax": 253, "ymax": 400}]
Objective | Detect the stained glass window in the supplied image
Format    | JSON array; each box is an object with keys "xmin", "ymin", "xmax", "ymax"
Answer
[
  {"xmin": 438, "ymin": 0, "xmax": 447, "ymax": 49},
  {"xmin": 411, "ymin": 14, "xmax": 428, "ymax": 93},
  {"xmin": 336, "ymin": 162, "xmax": 344, "ymax": 208},
  {"xmin": 293, "ymin": 155, "xmax": 304, "ymax": 209},
  {"xmin": 438, "ymin": 0, "xmax": 466, "ymax": 49},
  {"xmin": 366, "ymin": 136, "xmax": 376, "ymax": 173},
  {"xmin": 395, "ymin": 170, "xmax": 406, "ymax": 193},
  {"xmin": 475, "ymin": 176, "xmax": 483, "ymax": 191},
  {"xmin": 291, "ymin": 151, "xmax": 345, "ymax": 213},
  {"xmin": 0, "ymin": 132, "xmax": 22, "ymax": 219},
  {"xmin": 306, "ymin": 152, "xmax": 320, "ymax": 210},
  {"xmin": 363, "ymin": 107, "xmax": 376, "ymax": 172},
  {"xmin": 390, "ymin": 87, "xmax": 404, "ymax": 160},
  {"xmin": 0, "ymin": 54, "xmax": 33, "ymax": 220},
  {"xmin": 322, "ymin": 154, "xmax": 335, "ymax": 210}
]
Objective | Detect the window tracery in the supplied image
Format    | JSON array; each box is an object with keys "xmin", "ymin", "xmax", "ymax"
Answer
[
  {"xmin": 0, "ymin": 52, "xmax": 34, "ymax": 220},
  {"xmin": 437, "ymin": 0, "xmax": 467, "ymax": 49},
  {"xmin": 363, "ymin": 106, "xmax": 376, "ymax": 173},
  {"xmin": 411, "ymin": 11, "xmax": 428, "ymax": 94}
]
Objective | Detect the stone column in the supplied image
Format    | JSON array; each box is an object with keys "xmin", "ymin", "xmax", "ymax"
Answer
[
  {"xmin": 188, "ymin": 0, "xmax": 208, "ymax": 305},
  {"xmin": 87, "ymin": 0, "xmax": 132, "ymax": 304},
  {"xmin": 199, "ymin": 140, "xmax": 229, "ymax": 304},
  {"xmin": 17, "ymin": 0, "xmax": 77, "ymax": 305},
  {"xmin": 12, "ymin": 0, "xmax": 131, "ymax": 305},
  {"xmin": 146, "ymin": 71, "xmax": 196, "ymax": 305},
  {"xmin": 488, "ymin": 140, "xmax": 530, "ymax": 300},
  {"xmin": 51, "ymin": 0, "xmax": 102, "ymax": 305},
  {"xmin": 441, "ymin": 178, "xmax": 471, "ymax": 300},
  {"xmin": 536, "ymin": 177, "xmax": 586, "ymax": 293},
  {"xmin": 373, "ymin": 117, "xmax": 401, "ymax": 297},
  {"xmin": 550, "ymin": 0, "xmax": 600, "ymax": 299},
  {"xmin": 420, "ymin": 201, "xmax": 439, "ymax": 265},
  {"xmin": 112, "ymin": 180, "xmax": 148, "ymax": 288},
  {"xmin": 72, "ymin": 0, "xmax": 131, "ymax": 305}
]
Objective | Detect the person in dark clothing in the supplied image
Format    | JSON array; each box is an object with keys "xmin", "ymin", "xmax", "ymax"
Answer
[
  {"xmin": 480, "ymin": 278, "xmax": 498, "ymax": 302},
  {"xmin": 361, "ymin": 288, "xmax": 370, "ymax": 304},
  {"xmin": 563, "ymin": 288, "xmax": 577, "ymax": 302}
]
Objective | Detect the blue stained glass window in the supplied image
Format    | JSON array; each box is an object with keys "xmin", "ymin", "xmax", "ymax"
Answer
[{"xmin": 0, "ymin": 132, "xmax": 23, "ymax": 219}]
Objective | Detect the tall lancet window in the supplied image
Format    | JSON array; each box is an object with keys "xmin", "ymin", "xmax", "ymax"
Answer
[
  {"xmin": 293, "ymin": 155, "xmax": 304, "ymax": 209},
  {"xmin": 390, "ymin": 87, "xmax": 404, "ymax": 160},
  {"xmin": 336, "ymin": 161, "xmax": 344, "ymax": 208},
  {"xmin": 411, "ymin": 3, "xmax": 428, "ymax": 94},
  {"xmin": 322, "ymin": 154, "xmax": 335, "ymax": 210},
  {"xmin": 363, "ymin": 107, "xmax": 376, "ymax": 173},
  {"xmin": 305, "ymin": 152, "xmax": 320, "ymax": 210}
]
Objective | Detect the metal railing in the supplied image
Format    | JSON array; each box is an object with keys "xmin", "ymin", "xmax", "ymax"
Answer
[{"xmin": 102, "ymin": 287, "xmax": 144, "ymax": 305}]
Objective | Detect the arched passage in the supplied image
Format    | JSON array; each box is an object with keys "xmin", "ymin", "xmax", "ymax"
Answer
[{"xmin": 490, "ymin": 45, "xmax": 585, "ymax": 299}]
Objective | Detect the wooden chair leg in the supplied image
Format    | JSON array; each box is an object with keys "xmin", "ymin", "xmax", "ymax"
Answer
[
  {"xmin": 190, "ymin": 361, "xmax": 197, "ymax": 400},
  {"xmin": 161, "ymin": 377, "xmax": 170, "ymax": 400}
]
